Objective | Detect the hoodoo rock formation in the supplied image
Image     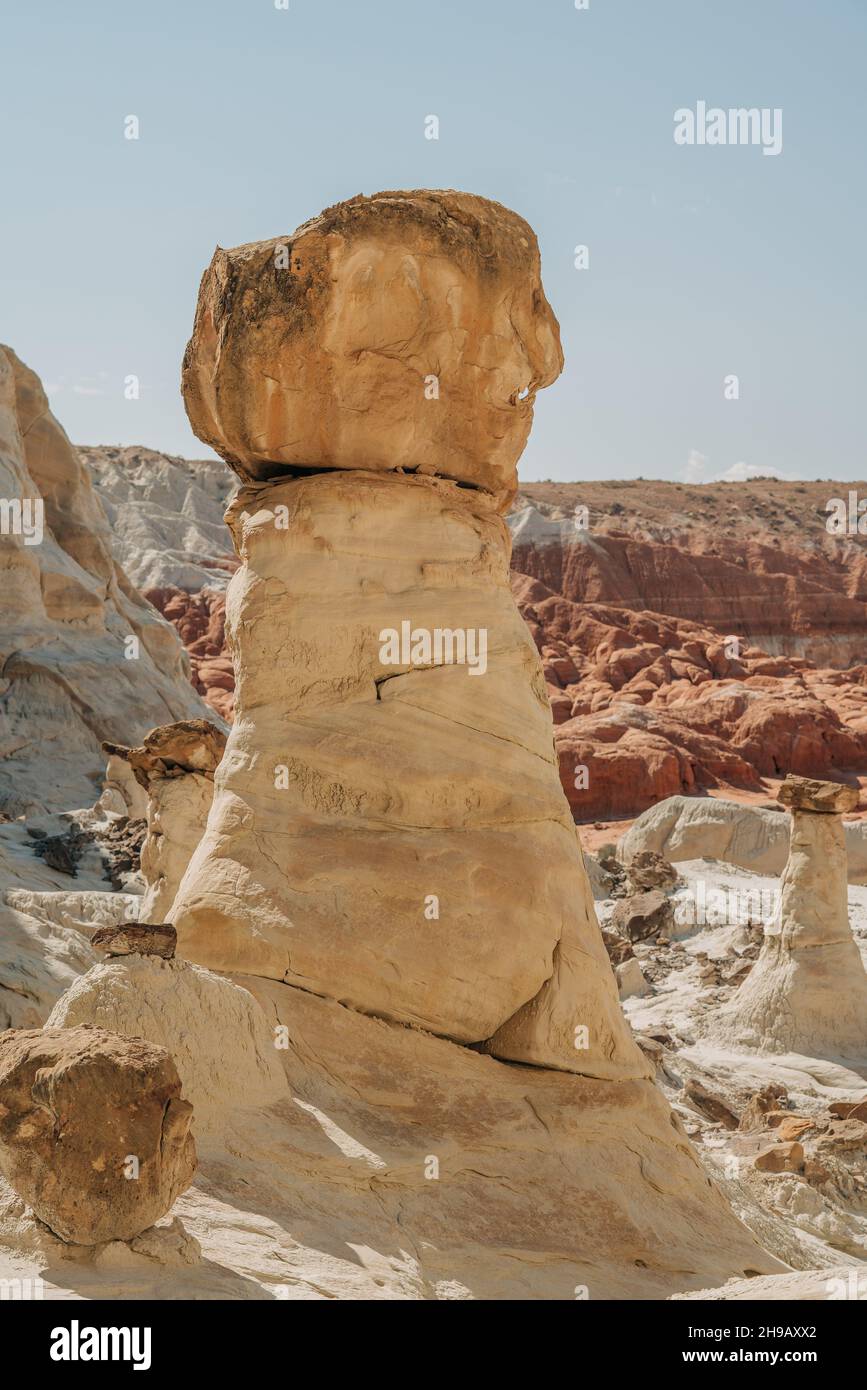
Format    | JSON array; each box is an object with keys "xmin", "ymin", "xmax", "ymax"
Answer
[
  {"xmin": 156, "ymin": 189, "xmax": 784, "ymax": 1292},
  {"xmin": 0, "ymin": 1025, "xmax": 196, "ymax": 1245},
  {"xmin": 0, "ymin": 347, "xmax": 216, "ymax": 817},
  {"xmin": 104, "ymin": 720, "xmax": 226, "ymax": 924},
  {"xmin": 171, "ymin": 190, "xmax": 643, "ymax": 1078},
  {"xmin": 718, "ymin": 775, "xmax": 867, "ymax": 1058}
]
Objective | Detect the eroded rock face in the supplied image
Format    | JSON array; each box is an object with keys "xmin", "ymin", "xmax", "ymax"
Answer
[
  {"xmin": 48, "ymin": 958, "xmax": 286, "ymax": 1135},
  {"xmin": 77, "ymin": 445, "xmax": 236, "ymax": 593},
  {"xmin": 511, "ymin": 482, "xmax": 867, "ymax": 672},
  {"xmin": 235, "ymin": 975, "xmax": 782, "ymax": 1298},
  {"xmin": 0, "ymin": 1026, "xmax": 195, "ymax": 1244},
  {"xmin": 509, "ymin": 551, "xmax": 867, "ymax": 821},
  {"xmin": 717, "ymin": 777, "xmax": 867, "ymax": 1058},
  {"xmin": 182, "ymin": 190, "xmax": 563, "ymax": 511},
  {"xmin": 104, "ymin": 720, "xmax": 226, "ymax": 924},
  {"xmin": 0, "ymin": 347, "xmax": 217, "ymax": 818},
  {"xmin": 145, "ymin": 588, "xmax": 234, "ymax": 721}
]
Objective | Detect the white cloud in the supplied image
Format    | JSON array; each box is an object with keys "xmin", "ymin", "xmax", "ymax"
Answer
[
  {"xmin": 682, "ymin": 449, "xmax": 708, "ymax": 483},
  {"xmin": 682, "ymin": 451, "xmax": 800, "ymax": 484},
  {"xmin": 717, "ymin": 461, "xmax": 799, "ymax": 483}
]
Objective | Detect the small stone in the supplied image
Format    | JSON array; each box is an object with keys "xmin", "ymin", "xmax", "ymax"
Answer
[
  {"xmin": 39, "ymin": 836, "xmax": 78, "ymax": 875},
  {"xmin": 813, "ymin": 1119, "xmax": 867, "ymax": 1154},
  {"xmin": 91, "ymin": 924, "xmax": 177, "ymax": 959},
  {"xmin": 634, "ymin": 1036, "xmax": 667, "ymax": 1070},
  {"xmin": 129, "ymin": 1217, "xmax": 202, "ymax": 1267},
  {"xmin": 738, "ymin": 1085, "xmax": 788, "ymax": 1131},
  {"xmin": 610, "ymin": 889, "xmax": 675, "ymax": 943},
  {"xmin": 754, "ymin": 1141, "xmax": 804, "ymax": 1173},
  {"xmin": 769, "ymin": 1115, "xmax": 815, "ymax": 1143},
  {"xmin": 802, "ymin": 1159, "xmax": 832, "ymax": 1185},
  {"xmin": 600, "ymin": 927, "xmax": 634, "ymax": 965},
  {"xmin": 616, "ymin": 957, "xmax": 650, "ymax": 999},
  {"xmin": 724, "ymin": 959, "xmax": 754, "ymax": 985},
  {"xmin": 645, "ymin": 1027, "xmax": 674, "ymax": 1046},
  {"xmin": 0, "ymin": 1026, "xmax": 196, "ymax": 1245},
  {"xmin": 828, "ymin": 1099, "xmax": 867, "ymax": 1122},
  {"xmin": 625, "ymin": 850, "xmax": 679, "ymax": 892},
  {"xmin": 684, "ymin": 1079, "xmax": 739, "ymax": 1131}
]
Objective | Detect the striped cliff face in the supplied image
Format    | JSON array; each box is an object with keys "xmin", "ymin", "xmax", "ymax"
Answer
[{"xmin": 508, "ymin": 486, "xmax": 867, "ymax": 822}]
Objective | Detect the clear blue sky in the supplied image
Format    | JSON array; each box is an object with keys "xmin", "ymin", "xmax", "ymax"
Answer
[{"xmin": 2, "ymin": 0, "xmax": 865, "ymax": 482}]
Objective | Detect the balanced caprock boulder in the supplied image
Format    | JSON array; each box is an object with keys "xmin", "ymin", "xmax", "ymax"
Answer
[{"xmin": 181, "ymin": 189, "xmax": 563, "ymax": 510}]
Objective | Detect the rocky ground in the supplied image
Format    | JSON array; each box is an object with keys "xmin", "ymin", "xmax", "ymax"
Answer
[
  {"xmin": 595, "ymin": 854, "xmax": 867, "ymax": 1273},
  {"xmin": 2, "ymin": 820, "xmax": 866, "ymax": 1299}
]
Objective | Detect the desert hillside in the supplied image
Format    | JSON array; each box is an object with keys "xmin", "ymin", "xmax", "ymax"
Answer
[
  {"xmin": 514, "ymin": 479, "xmax": 867, "ymax": 669},
  {"xmin": 79, "ymin": 449, "xmax": 867, "ymax": 823}
]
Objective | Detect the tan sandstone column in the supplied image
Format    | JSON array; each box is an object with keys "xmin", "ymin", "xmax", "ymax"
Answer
[
  {"xmin": 170, "ymin": 190, "xmax": 649, "ymax": 1082},
  {"xmin": 722, "ymin": 774, "xmax": 867, "ymax": 1058}
]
